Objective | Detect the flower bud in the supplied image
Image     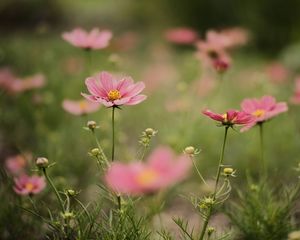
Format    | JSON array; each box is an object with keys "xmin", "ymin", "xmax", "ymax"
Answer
[
  {"xmin": 184, "ymin": 146, "xmax": 195, "ymax": 155},
  {"xmin": 145, "ymin": 128, "xmax": 155, "ymax": 136},
  {"xmin": 91, "ymin": 148, "xmax": 101, "ymax": 156},
  {"xmin": 204, "ymin": 197, "xmax": 214, "ymax": 205},
  {"xmin": 36, "ymin": 157, "xmax": 49, "ymax": 168},
  {"xmin": 87, "ymin": 121, "xmax": 97, "ymax": 130},
  {"xmin": 66, "ymin": 189, "xmax": 76, "ymax": 196},
  {"xmin": 207, "ymin": 227, "xmax": 215, "ymax": 236},
  {"xmin": 61, "ymin": 211, "xmax": 75, "ymax": 220},
  {"xmin": 223, "ymin": 167, "xmax": 234, "ymax": 175}
]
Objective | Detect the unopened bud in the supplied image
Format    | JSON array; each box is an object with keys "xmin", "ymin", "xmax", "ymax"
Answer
[
  {"xmin": 184, "ymin": 146, "xmax": 195, "ymax": 155},
  {"xmin": 91, "ymin": 148, "xmax": 101, "ymax": 156},
  {"xmin": 66, "ymin": 189, "xmax": 76, "ymax": 196},
  {"xmin": 207, "ymin": 227, "xmax": 215, "ymax": 236},
  {"xmin": 223, "ymin": 167, "xmax": 234, "ymax": 175},
  {"xmin": 87, "ymin": 121, "xmax": 97, "ymax": 130},
  {"xmin": 61, "ymin": 211, "xmax": 75, "ymax": 220},
  {"xmin": 145, "ymin": 128, "xmax": 155, "ymax": 136},
  {"xmin": 36, "ymin": 157, "xmax": 49, "ymax": 168}
]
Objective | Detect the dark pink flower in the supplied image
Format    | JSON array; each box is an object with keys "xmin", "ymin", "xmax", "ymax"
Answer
[
  {"xmin": 164, "ymin": 27, "xmax": 198, "ymax": 45},
  {"xmin": 104, "ymin": 146, "xmax": 191, "ymax": 195},
  {"xmin": 202, "ymin": 109, "xmax": 254, "ymax": 126},
  {"xmin": 241, "ymin": 95, "xmax": 288, "ymax": 131},
  {"xmin": 14, "ymin": 174, "xmax": 46, "ymax": 196},
  {"xmin": 213, "ymin": 59, "xmax": 230, "ymax": 73},
  {"xmin": 62, "ymin": 99, "xmax": 100, "ymax": 115},
  {"xmin": 62, "ymin": 28, "xmax": 112, "ymax": 50},
  {"xmin": 82, "ymin": 71, "xmax": 146, "ymax": 107}
]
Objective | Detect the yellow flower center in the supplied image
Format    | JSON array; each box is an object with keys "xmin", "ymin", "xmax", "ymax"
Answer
[
  {"xmin": 79, "ymin": 100, "xmax": 87, "ymax": 110},
  {"xmin": 108, "ymin": 90, "xmax": 121, "ymax": 101},
  {"xmin": 222, "ymin": 113, "xmax": 228, "ymax": 121},
  {"xmin": 25, "ymin": 183, "xmax": 34, "ymax": 191},
  {"xmin": 253, "ymin": 109, "xmax": 265, "ymax": 117},
  {"xmin": 136, "ymin": 169, "xmax": 158, "ymax": 186}
]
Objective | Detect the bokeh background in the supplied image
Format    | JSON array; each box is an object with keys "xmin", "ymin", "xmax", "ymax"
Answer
[{"xmin": 1, "ymin": 0, "xmax": 300, "ymax": 238}]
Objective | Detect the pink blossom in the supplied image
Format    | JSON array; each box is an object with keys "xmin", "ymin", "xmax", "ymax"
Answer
[
  {"xmin": 164, "ymin": 27, "xmax": 198, "ymax": 45},
  {"xmin": 14, "ymin": 174, "xmax": 46, "ymax": 196},
  {"xmin": 105, "ymin": 146, "xmax": 191, "ymax": 195},
  {"xmin": 202, "ymin": 109, "xmax": 254, "ymax": 126},
  {"xmin": 213, "ymin": 59, "xmax": 230, "ymax": 73},
  {"xmin": 62, "ymin": 28, "xmax": 112, "ymax": 50},
  {"xmin": 82, "ymin": 71, "xmax": 146, "ymax": 107},
  {"xmin": 0, "ymin": 69, "xmax": 45, "ymax": 94},
  {"xmin": 290, "ymin": 78, "xmax": 300, "ymax": 104},
  {"xmin": 5, "ymin": 155, "xmax": 27, "ymax": 175},
  {"xmin": 266, "ymin": 62, "xmax": 289, "ymax": 84},
  {"xmin": 241, "ymin": 95, "xmax": 288, "ymax": 131},
  {"xmin": 62, "ymin": 99, "xmax": 100, "ymax": 115}
]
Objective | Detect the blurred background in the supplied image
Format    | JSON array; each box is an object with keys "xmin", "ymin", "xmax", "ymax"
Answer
[{"xmin": 1, "ymin": 0, "xmax": 300, "ymax": 238}]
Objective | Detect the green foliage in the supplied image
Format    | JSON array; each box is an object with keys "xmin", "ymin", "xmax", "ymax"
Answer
[{"xmin": 226, "ymin": 179, "xmax": 300, "ymax": 240}]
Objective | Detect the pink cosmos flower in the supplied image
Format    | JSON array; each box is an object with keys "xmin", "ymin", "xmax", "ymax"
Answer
[
  {"xmin": 62, "ymin": 99, "xmax": 100, "ymax": 116},
  {"xmin": 5, "ymin": 155, "xmax": 27, "ymax": 175},
  {"xmin": 164, "ymin": 27, "xmax": 198, "ymax": 45},
  {"xmin": 14, "ymin": 174, "xmax": 46, "ymax": 196},
  {"xmin": 241, "ymin": 95, "xmax": 288, "ymax": 131},
  {"xmin": 82, "ymin": 71, "xmax": 147, "ymax": 107},
  {"xmin": 105, "ymin": 146, "xmax": 191, "ymax": 195},
  {"xmin": 290, "ymin": 78, "xmax": 300, "ymax": 105},
  {"xmin": 62, "ymin": 28, "xmax": 112, "ymax": 50},
  {"xmin": 202, "ymin": 109, "xmax": 254, "ymax": 126},
  {"xmin": 266, "ymin": 62, "xmax": 289, "ymax": 84}
]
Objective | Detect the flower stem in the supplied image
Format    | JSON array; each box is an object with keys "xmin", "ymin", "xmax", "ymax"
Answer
[
  {"xmin": 259, "ymin": 122, "xmax": 265, "ymax": 176},
  {"xmin": 111, "ymin": 106, "xmax": 121, "ymax": 210},
  {"xmin": 199, "ymin": 126, "xmax": 229, "ymax": 240},
  {"xmin": 42, "ymin": 168, "xmax": 65, "ymax": 213}
]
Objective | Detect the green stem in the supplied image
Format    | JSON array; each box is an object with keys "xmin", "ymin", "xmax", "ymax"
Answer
[
  {"xmin": 111, "ymin": 106, "xmax": 115, "ymax": 162},
  {"xmin": 111, "ymin": 106, "xmax": 121, "ymax": 210},
  {"xmin": 259, "ymin": 123, "xmax": 265, "ymax": 176},
  {"xmin": 43, "ymin": 168, "xmax": 65, "ymax": 213},
  {"xmin": 92, "ymin": 130, "xmax": 108, "ymax": 162},
  {"xmin": 199, "ymin": 126, "xmax": 229, "ymax": 240}
]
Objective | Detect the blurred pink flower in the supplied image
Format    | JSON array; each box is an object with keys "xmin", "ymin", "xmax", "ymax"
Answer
[
  {"xmin": 82, "ymin": 71, "xmax": 146, "ymax": 107},
  {"xmin": 105, "ymin": 146, "xmax": 191, "ymax": 195},
  {"xmin": 14, "ymin": 174, "xmax": 46, "ymax": 196},
  {"xmin": 164, "ymin": 27, "xmax": 198, "ymax": 45},
  {"xmin": 290, "ymin": 77, "xmax": 300, "ymax": 104},
  {"xmin": 241, "ymin": 95, "xmax": 288, "ymax": 131},
  {"xmin": 213, "ymin": 59, "xmax": 230, "ymax": 73},
  {"xmin": 62, "ymin": 99, "xmax": 100, "ymax": 115},
  {"xmin": 202, "ymin": 109, "xmax": 254, "ymax": 126},
  {"xmin": 266, "ymin": 62, "xmax": 289, "ymax": 84},
  {"xmin": 0, "ymin": 69, "xmax": 45, "ymax": 94},
  {"xmin": 62, "ymin": 28, "xmax": 112, "ymax": 50},
  {"xmin": 5, "ymin": 155, "xmax": 27, "ymax": 175}
]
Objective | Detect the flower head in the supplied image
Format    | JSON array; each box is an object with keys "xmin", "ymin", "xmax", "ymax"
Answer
[
  {"xmin": 14, "ymin": 174, "xmax": 46, "ymax": 196},
  {"xmin": 164, "ymin": 27, "xmax": 198, "ymax": 45},
  {"xmin": 82, "ymin": 71, "xmax": 147, "ymax": 107},
  {"xmin": 5, "ymin": 154, "xmax": 28, "ymax": 175},
  {"xmin": 202, "ymin": 109, "xmax": 254, "ymax": 127},
  {"xmin": 241, "ymin": 95, "xmax": 288, "ymax": 131},
  {"xmin": 62, "ymin": 28, "xmax": 112, "ymax": 50},
  {"xmin": 104, "ymin": 146, "xmax": 191, "ymax": 195},
  {"xmin": 62, "ymin": 99, "xmax": 100, "ymax": 116}
]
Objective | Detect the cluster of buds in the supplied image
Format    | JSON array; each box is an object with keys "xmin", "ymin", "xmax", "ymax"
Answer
[
  {"xmin": 89, "ymin": 148, "xmax": 101, "ymax": 157},
  {"xmin": 65, "ymin": 189, "xmax": 78, "ymax": 197},
  {"xmin": 139, "ymin": 128, "xmax": 158, "ymax": 147},
  {"xmin": 199, "ymin": 196, "xmax": 215, "ymax": 210},
  {"xmin": 61, "ymin": 211, "xmax": 75, "ymax": 220},
  {"xmin": 184, "ymin": 146, "xmax": 201, "ymax": 156}
]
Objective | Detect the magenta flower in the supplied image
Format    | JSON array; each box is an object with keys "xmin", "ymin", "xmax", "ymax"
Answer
[
  {"xmin": 62, "ymin": 99, "xmax": 100, "ymax": 116},
  {"xmin": 202, "ymin": 109, "xmax": 254, "ymax": 126},
  {"xmin": 14, "ymin": 174, "xmax": 46, "ymax": 196},
  {"xmin": 5, "ymin": 155, "xmax": 27, "ymax": 175},
  {"xmin": 241, "ymin": 95, "xmax": 288, "ymax": 131},
  {"xmin": 104, "ymin": 146, "xmax": 191, "ymax": 195},
  {"xmin": 62, "ymin": 28, "xmax": 112, "ymax": 50},
  {"xmin": 164, "ymin": 27, "xmax": 198, "ymax": 45},
  {"xmin": 82, "ymin": 71, "xmax": 147, "ymax": 107}
]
